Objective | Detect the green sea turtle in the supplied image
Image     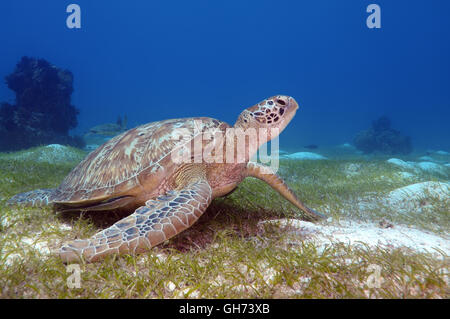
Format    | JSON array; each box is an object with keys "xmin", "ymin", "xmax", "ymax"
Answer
[{"xmin": 9, "ymin": 95, "xmax": 326, "ymax": 263}]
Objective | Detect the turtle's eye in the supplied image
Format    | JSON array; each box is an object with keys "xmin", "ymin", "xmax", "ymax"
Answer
[{"xmin": 277, "ymin": 99, "xmax": 286, "ymax": 106}]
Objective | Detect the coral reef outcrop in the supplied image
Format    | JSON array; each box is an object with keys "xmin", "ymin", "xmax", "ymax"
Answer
[
  {"xmin": 0, "ymin": 56, "xmax": 84, "ymax": 151},
  {"xmin": 353, "ymin": 116, "xmax": 412, "ymax": 155}
]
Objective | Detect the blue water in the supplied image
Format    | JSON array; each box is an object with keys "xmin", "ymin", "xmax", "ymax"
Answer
[{"xmin": 0, "ymin": 0, "xmax": 449, "ymax": 151}]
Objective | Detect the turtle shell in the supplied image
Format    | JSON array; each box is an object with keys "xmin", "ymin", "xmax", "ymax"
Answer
[{"xmin": 53, "ymin": 117, "xmax": 229, "ymax": 204}]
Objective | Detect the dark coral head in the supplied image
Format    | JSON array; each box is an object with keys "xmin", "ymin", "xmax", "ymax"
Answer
[{"xmin": 372, "ymin": 116, "xmax": 391, "ymax": 132}]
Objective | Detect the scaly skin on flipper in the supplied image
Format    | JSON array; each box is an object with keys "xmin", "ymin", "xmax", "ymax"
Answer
[
  {"xmin": 245, "ymin": 162, "xmax": 326, "ymax": 221},
  {"xmin": 7, "ymin": 189, "xmax": 57, "ymax": 207},
  {"xmin": 60, "ymin": 177, "xmax": 212, "ymax": 263}
]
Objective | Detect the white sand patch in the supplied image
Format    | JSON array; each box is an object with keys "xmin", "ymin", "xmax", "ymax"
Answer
[
  {"xmin": 1, "ymin": 222, "xmax": 71, "ymax": 266},
  {"xmin": 40, "ymin": 144, "xmax": 85, "ymax": 163},
  {"xmin": 57, "ymin": 224, "xmax": 73, "ymax": 231},
  {"xmin": 3, "ymin": 232, "xmax": 54, "ymax": 266},
  {"xmin": 384, "ymin": 182, "xmax": 450, "ymax": 214},
  {"xmin": 418, "ymin": 156, "xmax": 435, "ymax": 162},
  {"xmin": 262, "ymin": 266, "xmax": 278, "ymax": 285},
  {"xmin": 20, "ymin": 236, "xmax": 52, "ymax": 255},
  {"xmin": 173, "ymin": 287, "xmax": 201, "ymax": 298},
  {"xmin": 282, "ymin": 152, "xmax": 327, "ymax": 160},
  {"xmin": 387, "ymin": 158, "xmax": 416, "ymax": 170},
  {"xmin": 416, "ymin": 161, "xmax": 445, "ymax": 174},
  {"xmin": 261, "ymin": 219, "xmax": 449, "ymax": 257},
  {"xmin": 0, "ymin": 215, "xmax": 13, "ymax": 228},
  {"xmin": 46, "ymin": 144, "xmax": 65, "ymax": 150},
  {"xmin": 164, "ymin": 281, "xmax": 177, "ymax": 292},
  {"xmin": 387, "ymin": 158, "xmax": 448, "ymax": 175}
]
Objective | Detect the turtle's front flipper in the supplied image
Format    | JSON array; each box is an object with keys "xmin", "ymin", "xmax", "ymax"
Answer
[
  {"xmin": 7, "ymin": 188, "xmax": 56, "ymax": 207},
  {"xmin": 60, "ymin": 178, "xmax": 212, "ymax": 263},
  {"xmin": 245, "ymin": 162, "xmax": 327, "ymax": 221}
]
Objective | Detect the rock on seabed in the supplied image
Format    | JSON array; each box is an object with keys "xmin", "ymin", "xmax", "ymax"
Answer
[
  {"xmin": 282, "ymin": 152, "xmax": 327, "ymax": 160},
  {"xmin": 384, "ymin": 181, "xmax": 450, "ymax": 214},
  {"xmin": 1, "ymin": 144, "xmax": 86, "ymax": 164},
  {"xmin": 387, "ymin": 158, "xmax": 448, "ymax": 175}
]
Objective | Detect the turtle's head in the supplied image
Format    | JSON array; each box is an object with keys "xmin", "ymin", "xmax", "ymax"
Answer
[{"xmin": 234, "ymin": 95, "xmax": 299, "ymax": 142}]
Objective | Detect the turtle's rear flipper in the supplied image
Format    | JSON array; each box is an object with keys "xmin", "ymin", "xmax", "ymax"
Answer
[{"xmin": 7, "ymin": 188, "xmax": 56, "ymax": 207}]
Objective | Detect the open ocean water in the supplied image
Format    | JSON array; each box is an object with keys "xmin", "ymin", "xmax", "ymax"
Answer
[{"xmin": 0, "ymin": 0, "xmax": 449, "ymax": 152}]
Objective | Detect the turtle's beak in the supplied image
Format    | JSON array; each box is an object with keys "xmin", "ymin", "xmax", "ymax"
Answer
[
  {"xmin": 283, "ymin": 96, "xmax": 299, "ymax": 124},
  {"xmin": 288, "ymin": 96, "xmax": 299, "ymax": 111}
]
